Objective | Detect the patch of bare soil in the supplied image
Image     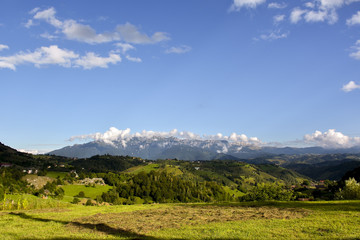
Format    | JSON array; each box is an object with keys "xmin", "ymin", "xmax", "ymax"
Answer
[
  {"xmin": 22, "ymin": 175, "xmax": 54, "ymax": 189},
  {"xmin": 67, "ymin": 205, "xmax": 309, "ymax": 235}
]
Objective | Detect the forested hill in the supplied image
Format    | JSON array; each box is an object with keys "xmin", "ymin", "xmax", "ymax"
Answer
[
  {"xmin": 0, "ymin": 142, "xmax": 70, "ymax": 168},
  {"xmin": 0, "ymin": 142, "xmax": 306, "ymax": 187}
]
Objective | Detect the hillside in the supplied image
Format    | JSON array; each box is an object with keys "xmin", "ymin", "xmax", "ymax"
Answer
[
  {"xmin": 121, "ymin": 159, "xmax": 307, "ymax": 193},
  {"xmin": 253, "ymin": 154, "xmax": 360, "ymax": 180}
]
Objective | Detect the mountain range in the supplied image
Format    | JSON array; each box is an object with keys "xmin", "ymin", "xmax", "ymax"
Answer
[{"xmin": 49, "ymin": 137, "xmax": 360, "ymax": 160}]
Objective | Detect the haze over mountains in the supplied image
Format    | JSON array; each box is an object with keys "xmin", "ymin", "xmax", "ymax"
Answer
[{"xmin": 49, "ymin": 136, "xmax": 360, "ymax": 160}]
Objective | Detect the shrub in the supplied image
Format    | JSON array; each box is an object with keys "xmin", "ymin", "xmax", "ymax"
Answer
[
  {"xmin": 76, "ymin": 191, "xmax": 86, "ymax": 198},
  {"xmin": 85, "ymin": 199, "xmax": 93, "ymax": 206},
  {"xmin": 72, "ymin": 197, "xmax": 80, "ymax": 204},
  {"xmin": 341, "ymin": 178, "xmax": 360, "ymax": 200}
]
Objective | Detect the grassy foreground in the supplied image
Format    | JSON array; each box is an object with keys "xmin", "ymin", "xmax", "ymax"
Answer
[{"xmin": 0, "ymin": 200, "xmax": 360, "ymax": 239}]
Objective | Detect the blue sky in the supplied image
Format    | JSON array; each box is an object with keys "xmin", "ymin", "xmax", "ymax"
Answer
[{"xmin": 1, "ymin": 0, "xmax": 360, "ymax": 153}]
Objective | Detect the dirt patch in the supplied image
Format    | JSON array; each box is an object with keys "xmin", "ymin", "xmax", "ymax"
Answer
[
  {"xmin": 22, "ymin": 175, "xmax": 54, "ymax": 189},
  {"xmin": 67, "ymin": 205, "xmax": 309, "ymax": 235}
]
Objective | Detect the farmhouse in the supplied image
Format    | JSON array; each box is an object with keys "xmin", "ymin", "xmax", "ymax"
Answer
[{"xmin": 0, "ymin": 163, "xmax": 12, "ymax": 168}]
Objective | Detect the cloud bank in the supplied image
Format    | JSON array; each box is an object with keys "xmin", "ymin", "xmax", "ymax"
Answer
[
  {"xmin": 28, "ymin": 7, "xmax": 169, "ymax": 45},
  {"xmin": 0, "ymin": 6, "xmax": 178, "ymax": 70},
  {"xmin": 304, "ymin": 129, "xmax": 360, "ymax": 148},
  {"xmin": 69, "ymin": 127, "xmax": 261, "ymax": 146},
  {"xmin": 0, "ymin": 45, "xmax": 121, "ymax": 70},
  {"xmin": 68, "ymin": 127, "xmax": 360, "ymax": 149}
]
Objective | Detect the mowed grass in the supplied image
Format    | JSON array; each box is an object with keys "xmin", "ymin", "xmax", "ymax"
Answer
[
  {"xmin": 1, "ymin": 200, "xmax": 360, "ymax": 239},
  {"xmin": 61, "ymin": 185, "xmax": 112, "ymax": 202},
  {"xmin": 123, "ymin": 163, "xmax": 160, "ymax": 174},
  {"xmin": 45, "ymin": 171, "xmax": 68, "ymax": 179}
]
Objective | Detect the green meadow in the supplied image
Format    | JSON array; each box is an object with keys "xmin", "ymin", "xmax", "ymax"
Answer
[
  {"xmin": 61, "ymin": 184, "xmax": 112, "ymax": 202},
  {"xmin": 1, "ymin": 200, "xmax": 360, "ymax": 239}
]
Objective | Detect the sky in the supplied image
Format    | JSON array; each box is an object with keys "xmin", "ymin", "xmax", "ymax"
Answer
[{"xmin": 1, "ymin": 0, "xmax": 360, "ymax": 153}]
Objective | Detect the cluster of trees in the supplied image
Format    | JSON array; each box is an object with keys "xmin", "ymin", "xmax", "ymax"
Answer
[
  {"xmin": 339, "ymin": 178, "xmax": 360, "ymax": 200},
  {"xmin": 34, "ymin": 181, "xmax": 65, "ymax": 200},
  {"xmin": 0, "ymin": 168, "xmax": 31, "ymax": 200},
  {"xmin": 100, "ymin": 171, "xmax": 233, "ymax": 204},
  {"xmin": 71, "ymin": 155, "xmax": 145, "ymax": 172},
  {"xmin": 240, "ymin": 182, "xmax": 294, "ymax": 201}
]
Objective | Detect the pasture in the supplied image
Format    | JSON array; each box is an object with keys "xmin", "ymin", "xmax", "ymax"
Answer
[{"xmin": 0, "ymin": 200, "xmax": 360, "ymax": 239}]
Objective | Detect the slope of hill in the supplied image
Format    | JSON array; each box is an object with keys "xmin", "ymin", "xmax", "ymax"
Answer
[
  {"xmin": 0, "ymin": 142, "xmax": 70, "ymax": 168},
  {"xmin": 252, "ymin": 154, "xmax": 360, "ymax": 181}
]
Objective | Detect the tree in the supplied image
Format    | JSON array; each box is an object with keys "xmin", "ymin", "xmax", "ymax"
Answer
[
  {"xmin": 85, "ymin": 199, "xmax": 93, "ymax": 206},
  {"xmin": 76, "ymin": 191, "xmax": 86, "ymax": 198},
  {"xmin": 341, "ymin": 178, "xmax": 360, "ymax": 200},
  {"xmin": 240, "ymin": 182, "xmax": 294, "ymax": 201}
]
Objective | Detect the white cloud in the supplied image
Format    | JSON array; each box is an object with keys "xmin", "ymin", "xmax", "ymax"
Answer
[
  {"xmin": 304, "ymin": 129, "xmax": 360, "ymax": 148},
  {"xmin": 18, "ymin": 149, "xmax": 41, "ymax": 155},
  {"xmin": 115, "ymin": 42, "xmax": 135, "ymax": 53},
  {"xmin": 347, "ymin": 11, "xmax": 360, "ymax": 26},
  {"xmin": 273, "ymin": 15, "xmax": 285, "ymax": 24},
  {"xmin": 0, "ymin": 45, "xmax": 122, "ymax": 70},
  {"xmin": 305, "ymin": 2, "xmax": 316, "ymax": 8},
  {"xmin": 74, "ymin": 52, "xmax": 121, "ymax": 69},
  {"xmin": 350, "ymin": 40, "xmax": 360, "ymax": 60},
  {"xmin": 342, "ymin": 81, "xmax": 360, "ymax": 92},
  {"xmin": 268, "ymin": 2, "xmax": 287, "ymax": 9},
  {"xmin": 289, "ymin": 0, "xmax": 360, "ymax": 25},
  {"xmin": 24, "ymin": 19, "xmax": 35, "ymax": 28},
  {"xmin": 0, "ymin": 61, "xmax": 16, "ymax": 70},
  {"xmin": 29, "ymin": 7, "xmax": 40, "ymax": 15},
  {"xmin": 290, "ymin": 7, "xmax": 338, "ymax": 24},
  {"xmin": 304, "ymin": 10, "xmax": 327, "ymax": 22},
  {"xmin": 125, "ymin": 55, "xmax": 142, "ymax": 62},
  {"xmin": 256, "ymin": 30, "xmax": 289, "ymax": 41},
  {"xmin": 230, "ymin": 0, "xmax": 266, "ymax": 11},
  {"xmin": 165, "ymin": 45, "xmax": 192, "ymax": 54},
  {"xmin": 290, "ymin": 8, "xmax": 307, "ymax": 24},
  {"xmin": 0, "ymin": 45, "xmax": 78, "ymax": 70},
  {"xmin": 62, "ymin": 20, "xmax": 120, "ymax": 44},
  {"xmin": 28, "ymin": 7, "xmax": 169, "ymax": 45},
  {"xmin": 116, "ymin": 23, "xmax": 170, "ymax": 44},
  {"xmin": 69, "ymin": 127, "xmax": 261, "ymax": 146},
  {"xmin": 33, "ymin": 7, "xmax": 63, "ymax": 28},
  {"xmin": 0, "ymin": 44, "xmax": 9, "ymax": 51},
  {"xmin": 40, "ymin": 32, "xmax": 58, "ymax": 40}
]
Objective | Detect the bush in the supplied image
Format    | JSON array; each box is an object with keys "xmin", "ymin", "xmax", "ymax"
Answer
[
  {"xmin": 76, "ymin": 191, "xmax": 86, "ymax": 198},
  {"xmin": 72, "ymin": 197, "xmax": 80, "ymax": 204},
  {"xmin": 85, "ymin": 199, "xmax": 93, "ymax": 206},
  {"xmin": 341, "ymin": 178, "xmax": 360, "ymax": 200},
  {"xmin": 133, "ymin": 196, "xmax": 145, "ymax": 204}
]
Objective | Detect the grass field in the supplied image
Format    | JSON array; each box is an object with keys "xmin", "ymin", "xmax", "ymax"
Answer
[
  {"xmin": 61, "ymin": 185, "xmax": 112, "ymax": 202},
  {"xmin": 45, "ymin": 171, "xmax": 68, "ymax": 179},
  {"xmin": 1, "ymin": 200, "xmax": 360, "ymax": 239}
]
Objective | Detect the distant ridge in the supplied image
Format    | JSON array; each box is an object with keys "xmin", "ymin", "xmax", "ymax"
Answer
[{"xmin": 49, "ymin": 137, "xmax": 360, "ymax": 160}]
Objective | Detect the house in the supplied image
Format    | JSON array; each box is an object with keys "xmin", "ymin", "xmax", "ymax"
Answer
[
  {"xmin": 0, "ymin": 163, "xmax": 12, "ymax": 168},
  {"xmin": 23, "ymin": 168, "xmax": 38, "ymax": 174}
]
